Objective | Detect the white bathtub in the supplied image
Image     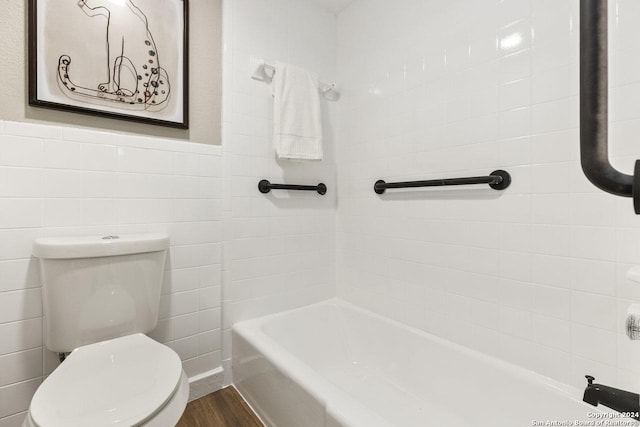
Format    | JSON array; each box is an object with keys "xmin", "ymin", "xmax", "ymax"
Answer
[{"xmin": 233, "ymin": 299, "xmax": 630, "ymax": 427}]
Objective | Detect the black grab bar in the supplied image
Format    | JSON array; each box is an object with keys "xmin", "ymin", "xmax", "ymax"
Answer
[
  {"xmin": 581, "ymin": 0, "xmax": 640, "ymax": 213},
  {"xmin": 374, "ymin": 170, "xmax": 511, "ymax": 194},
  {"xmin": 258, "ymin": 179, "xmax": 327, "ymax": 195}
]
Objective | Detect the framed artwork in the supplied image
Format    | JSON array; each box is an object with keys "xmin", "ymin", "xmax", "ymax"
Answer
[{"xmin": 28, "ymin": 0, "xmax": 189, "ymax": 129}]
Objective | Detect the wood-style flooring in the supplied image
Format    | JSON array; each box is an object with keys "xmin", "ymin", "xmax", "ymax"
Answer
[{"xmin": 177, "ymin": 386, "xmax": 264, "ymax": 427}]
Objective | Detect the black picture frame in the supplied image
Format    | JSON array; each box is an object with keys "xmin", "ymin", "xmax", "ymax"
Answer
[{"xmin": 28, "ymin": 0, "xmax": 189, "ymax": 129}]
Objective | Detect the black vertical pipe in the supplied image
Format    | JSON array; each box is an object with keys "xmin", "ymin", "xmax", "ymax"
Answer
[{"xmin": 580, "ymin": 0, "xmax": 634, "ymax": 198}]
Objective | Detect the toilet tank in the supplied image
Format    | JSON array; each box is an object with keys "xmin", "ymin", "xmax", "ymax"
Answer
[{"xmin": 33, "ymin": 234, "xmax": 170, "ymax": 353}]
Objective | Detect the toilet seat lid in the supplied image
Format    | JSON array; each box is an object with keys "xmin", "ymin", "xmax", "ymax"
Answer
[{"xmin": 31, "ymin": 334, "xmax": 183, "ymax": 427}]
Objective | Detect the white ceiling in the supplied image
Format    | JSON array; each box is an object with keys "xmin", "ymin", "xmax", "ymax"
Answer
[{"xmin": 310, "ymin": 0, "xmax": 355, "ymax": 14}]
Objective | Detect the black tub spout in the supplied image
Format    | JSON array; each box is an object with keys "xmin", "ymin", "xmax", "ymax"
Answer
[{"xmin": 583, "ymin": 375, "xmax": 640, "ymax": 420}]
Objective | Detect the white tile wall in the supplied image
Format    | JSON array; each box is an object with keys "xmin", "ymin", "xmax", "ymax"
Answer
[
  {"xmin": 0, "ymin": 121, "xmax": 222, "ymax": 425},
  {"xmin": 220, "ymin": 0, "xmax": 338, "ymax": 380},
  {"xmin": 9, "ymin": 0, "xmax": 637, "ymax": 417},
  {"xmin": 336, "ymin": 0, "xmax": 640, "ymax": 391}
]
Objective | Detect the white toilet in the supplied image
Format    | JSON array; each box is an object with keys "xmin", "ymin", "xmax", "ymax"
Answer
[{"xmin": 23, "ymin": 234, "xmax": 189, "ymax": 427}]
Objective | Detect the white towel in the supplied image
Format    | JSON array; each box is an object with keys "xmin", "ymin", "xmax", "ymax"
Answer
[{"xmin": 272, "ymin": 62, "xmax": 323, "ymax": 160}]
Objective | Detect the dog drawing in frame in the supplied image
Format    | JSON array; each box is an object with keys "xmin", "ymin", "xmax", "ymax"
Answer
[{"xmin": 57, "ymin": 0, "xmax": 171, "ymax": 111}]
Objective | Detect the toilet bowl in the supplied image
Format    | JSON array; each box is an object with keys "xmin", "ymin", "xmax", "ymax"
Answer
[{"xmin": 23, "ymin": 334, "xmax": 188, "ymax": 427}]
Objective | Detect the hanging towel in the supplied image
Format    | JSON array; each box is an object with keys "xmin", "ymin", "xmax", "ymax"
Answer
[{"xmin": 272, "ymin": 62, "xmax": 323, "ymax": 160}]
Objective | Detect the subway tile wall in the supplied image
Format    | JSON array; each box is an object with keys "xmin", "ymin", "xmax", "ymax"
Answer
[
  {"xmin": 220, "ymin": 0, "xmax": 338, "ymax": 379},
  {"xmin": 0, "ymin": 121, "xmax": 222, "ymax": 426},
  {"xmin": 336, "ymin": 0, "xmax": 640, "ymax": 391}
]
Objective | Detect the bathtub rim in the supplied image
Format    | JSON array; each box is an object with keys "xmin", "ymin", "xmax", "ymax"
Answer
[{"xmin": 232, "ymin": 297, "xmax": 616, "ymax": 425}]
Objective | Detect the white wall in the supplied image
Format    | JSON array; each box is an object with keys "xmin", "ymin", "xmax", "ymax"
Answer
[
  {"xmin": 0, "ymin": 121, "xmax": 223, "ymax": 426},
  {"xmin": 336, "ymin": 0, "xmax": 640, "ymax": 391},
  {"xmin": 8, "ymin": 0, "xmax": 640, "ymax": 422},
  {"xmin": 220, "ymin": 0, "xmax": 338, "ymax": 380},
  {"xmin": 0, "ymin": 0, "xmax": 339, "ymax": 419}
]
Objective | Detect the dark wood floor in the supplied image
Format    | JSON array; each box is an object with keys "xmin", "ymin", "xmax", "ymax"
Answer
[{"xmin": 177, "ymin": 386, "xmax": 264, "ymax": 427}]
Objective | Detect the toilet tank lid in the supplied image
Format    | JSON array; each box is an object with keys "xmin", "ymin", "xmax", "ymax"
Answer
[{"xmin": 33, "ymin": 233, "xmax": 170, "ymax": 259}]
